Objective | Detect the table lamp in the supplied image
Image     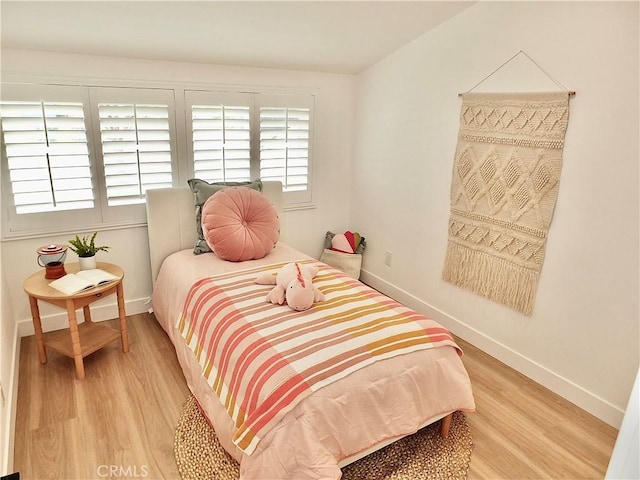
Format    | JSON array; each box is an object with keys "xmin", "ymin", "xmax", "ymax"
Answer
[{"xmin": 36, "ymin": 244, "xmax": 68, "ymax": 279}]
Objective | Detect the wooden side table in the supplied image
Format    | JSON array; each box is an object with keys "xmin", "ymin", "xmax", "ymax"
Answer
[{"xmin": 23, "ymin": 261, "xmax": 129, "ymax": 380}]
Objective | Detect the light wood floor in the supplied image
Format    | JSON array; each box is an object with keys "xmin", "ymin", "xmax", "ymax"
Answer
[{"xmin": 14, "ymin": 313, "xmax": 618, "ymax": 479}]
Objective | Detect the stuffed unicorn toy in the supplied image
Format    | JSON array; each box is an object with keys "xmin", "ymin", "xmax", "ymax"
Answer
[{"xmin": 255, "ymin": 262, "xmax": 325, "ymax": 311}]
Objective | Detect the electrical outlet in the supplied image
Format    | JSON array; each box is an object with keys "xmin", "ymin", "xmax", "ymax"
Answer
[{"xmin": 384, "ymin": 250, "xmax": 392, "ymax": 267}]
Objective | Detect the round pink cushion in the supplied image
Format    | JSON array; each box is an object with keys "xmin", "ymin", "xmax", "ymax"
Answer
[{"xmin": 201, "ymin": 187, "xmax": 280, "ymax": 262}]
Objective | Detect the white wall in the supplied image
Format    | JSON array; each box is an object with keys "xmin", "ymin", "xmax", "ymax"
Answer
[
  {"xmin": 0, "ymin": 110, "xmax": 19, "ymax": 472},
  {"xmin": 0, "ymin": 255, "xmax": 18, "ymax": 476},
  {"xmin": 0, "ymin": 49, "xmax": 355, "ymax": 343},
  {"xmin": 1, "ymin": 191, "xmax": 16, "ymax": 475},
  {"xmin": 352, "ymin": 1, "xmax": 639, "ymax": 427},
  {"xmin": 2, "ymin": 0, "xmax": 636, "ymax": 445}
]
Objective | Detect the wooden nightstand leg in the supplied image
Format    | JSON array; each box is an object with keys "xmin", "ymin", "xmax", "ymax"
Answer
[
  {"xmin": 116, "ymin": 282, "xmax": 129, "ymax": 353},
  {"xmin": 29, "ymin": 296, "xmax": 47, "ymax": 364},
  {"xmin": 83, "ymin": 305, "xmax": 92, "ymax": 323},
  {"xmin": 66, "ymin": 299, "xmax": 85, "ymax": 380}
]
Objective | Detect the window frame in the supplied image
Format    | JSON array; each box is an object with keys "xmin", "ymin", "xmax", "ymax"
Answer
[
  {"xmin": 0, "ymin": 83, "xmax": 102, "ymax": 237},
  {"xmin": 184, "ymin": 89, "xmax": 257, "ymax": 183},
  {"xmin": 1, "ymin": 77, "xmax": 316, "ymax": 240},
  {"xmin": 258, "ymin": 93, "xmax": 314, "ymax": 206},
  {"xmin": 88, "ymin": 86, "xmax": 178, "ymax": 225},
  {"xmin": 184, "ymin": 89, "xmax": 315, "ymax": 207}
]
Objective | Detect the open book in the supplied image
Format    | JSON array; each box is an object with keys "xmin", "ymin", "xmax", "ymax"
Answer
[{"xmin": 49, "ymin": 268, "xmax": 119, "ymax": 295}]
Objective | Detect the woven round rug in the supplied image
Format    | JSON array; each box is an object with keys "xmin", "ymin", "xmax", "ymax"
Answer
[{"xmin": 174, "ymin": 394, "xmax": 473, "ymax": 479}]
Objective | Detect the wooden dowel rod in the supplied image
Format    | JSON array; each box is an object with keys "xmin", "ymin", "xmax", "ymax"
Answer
[{"xmin": 458, "ymin": 91, "xmax": 576, "ymax": 97}]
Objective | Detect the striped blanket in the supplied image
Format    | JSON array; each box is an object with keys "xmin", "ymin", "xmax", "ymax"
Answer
[{"xmin": 178, "ymin": 260, "xmax": 459, "ymax": 454}]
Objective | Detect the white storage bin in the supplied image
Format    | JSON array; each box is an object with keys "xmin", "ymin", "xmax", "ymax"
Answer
[{"xmin": 320, "ymin": 248, "xmax": 362, "ymax": 280}]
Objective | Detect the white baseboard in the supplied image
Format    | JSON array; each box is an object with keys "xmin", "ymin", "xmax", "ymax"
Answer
[
  {"xmin": 17, "ymin": 296, "xmax": 151, "ymax": 337},
  {"xmin": 359, "ymin": 268, "xmax": 624, "ymax": 429}
]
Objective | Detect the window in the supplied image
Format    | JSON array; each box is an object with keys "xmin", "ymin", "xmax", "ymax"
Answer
[
  {"xmin": 1, "ymin": 81, "xmax": 313, "ymax": 238},
  {"xmin": 89, "ymin": 87, "xmax": 176, "ymax": 223},
  {"xmin": 186, "ymin": 91, "xmax": 253, "ymax": 182},
  {"xmin": 97, "ymin": 103, "xmax": 173, "ymax": 205},
  {"xmin": 185, "ymin": 90, "xmax": 314, "ymax": 205},
  {"xmin": 259, "ymin": 94, "xmax": 313, "ymax": 205},
  {"xmin": 260, "ymin": 106, "xmax": 310, "ymax": 193},
  {"xmin": 1, "ymin": 83, "xmax": 102, "ymax": 235},
  {"xmin": 2, "ymin": 100, "xmax": 94, "ymax": 214}
]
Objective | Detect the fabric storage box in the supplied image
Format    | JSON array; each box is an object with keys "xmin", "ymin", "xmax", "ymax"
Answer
[{"xmin": 320, "ymin": 248, "xmax": 362, "ymax": 280}]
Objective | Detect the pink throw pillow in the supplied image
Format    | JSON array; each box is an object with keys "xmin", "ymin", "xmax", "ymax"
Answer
[{"xmin": 201, "ymin": 187, "xmax": 280, "ymax": 262}]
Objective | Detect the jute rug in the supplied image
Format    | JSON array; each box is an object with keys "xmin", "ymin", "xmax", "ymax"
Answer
[
  {"xmin": 174, "ymin": 394, "xmax": 473, "ymax": 479},
  {"xmin": 443, "ymin": 92, "xmax": 570, "ymax": 315}
]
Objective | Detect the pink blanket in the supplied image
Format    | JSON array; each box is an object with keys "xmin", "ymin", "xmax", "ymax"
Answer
[
  {"xmin": 153, "ymin": 244, "xmax": 475, "ymax": 479},
  {"xmin": 178, "ymin": 260, "xmax": 461, "ymax": 454}
]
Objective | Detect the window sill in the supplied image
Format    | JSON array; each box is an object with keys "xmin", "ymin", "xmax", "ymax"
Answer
[
  {"xmin": 283, "ymin": 202, "xmax": 316, "ymax": 212},
  {"xmin": 2, "ymin": 201, "xmax": 317, "ymax": 242},
  {"xmin": 1, "ymin": 219, "xmax": 148, "ymax": 242}
]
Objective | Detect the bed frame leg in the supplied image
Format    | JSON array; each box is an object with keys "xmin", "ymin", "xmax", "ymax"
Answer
[{"xmin": 439, "ymin": 413, "xmax": 453, "ymax": 438}]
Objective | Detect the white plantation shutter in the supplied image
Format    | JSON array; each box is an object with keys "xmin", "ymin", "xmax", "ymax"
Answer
[
  {"xmin": 186, "ymin": 92, "xmax": 313, "ymax": 205},
  {"xmin": 1, "ymin": 83, "xmax": 314, "ymax": 238},
  {"xmin": 259, "ymin": 94, "xmax": 313, "ymax": 204},
  {"xmin": 259, "ymin": 107, "xmax": 310, "ymax": 192},
  {"xmin": 98, "ymin": 102, "xmax": 173, "ymax": 205},
  {"xmin": 0, "ymin": 83, "xmax": 103, "ymax": 236},
  {"xmin": 87, "ymin": 86, "xmax": 177, "ymax": 225},
  {"xmin": 1, "ymin": 100, "xmax": 94, "ymax": 214},
  {"xmin": 191, "ymin": 105, "xmax": 251, "ymax": 182},
  {"xmin": 185, "ymin": 91, "xmax": 254, "ymax": 183}
]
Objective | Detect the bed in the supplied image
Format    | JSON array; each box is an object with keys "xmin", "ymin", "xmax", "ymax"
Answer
[{"xmin": 147, "ymin": 181, "xmax": 475, "ymax": 479}]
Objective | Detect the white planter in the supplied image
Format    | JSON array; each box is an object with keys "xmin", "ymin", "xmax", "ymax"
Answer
[{"xmin": 78, "ymin": 255, "xmax": 97, "ymax": 270}]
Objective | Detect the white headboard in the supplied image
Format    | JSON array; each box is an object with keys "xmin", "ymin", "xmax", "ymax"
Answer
[{"xmin": 146, "ymin": 181, "xmax": 283, "ymax": 282}]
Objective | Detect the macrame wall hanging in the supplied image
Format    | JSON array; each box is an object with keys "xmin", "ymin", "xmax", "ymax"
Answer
[{"xmin": 442, "ymin": 51, "xmax": 574, "ymax": 316}]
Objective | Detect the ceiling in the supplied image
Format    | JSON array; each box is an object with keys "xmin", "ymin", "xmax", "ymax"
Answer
[{"xmin": 1, "ymin": 1, "xmax": 474, "ymax": 74}]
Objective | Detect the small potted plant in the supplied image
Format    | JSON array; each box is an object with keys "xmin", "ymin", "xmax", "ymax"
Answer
[{"xmin": 68, "ymin": 231, "xmax": 110, "ymax": 270}]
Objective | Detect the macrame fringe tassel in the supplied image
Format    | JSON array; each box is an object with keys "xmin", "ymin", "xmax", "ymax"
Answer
[{"xmin": 442, "ymin": 242, "xmax": 538, "ymax": 316}]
